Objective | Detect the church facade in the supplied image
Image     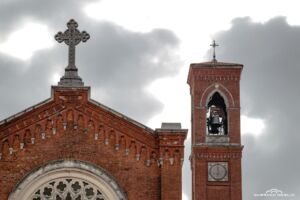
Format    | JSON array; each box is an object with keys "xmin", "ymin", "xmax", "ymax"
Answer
[{"xmin": 0, "ymin": 20, "xmax": 243, "ymax": 200}]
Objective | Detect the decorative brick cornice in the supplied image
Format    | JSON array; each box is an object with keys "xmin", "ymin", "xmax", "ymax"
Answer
[
  {"xmin": 0, "ymin": 88, "xmax": 187, "ymax": 168},
  {"xmin": 156, "ymin": 129, "xmax": 187, "ymax": 166},
  {"xmin": 0, "ymin": 107, "xmax": 158, "ymax": 167},
  {"xmin": 187, "ymin": 62, "xmax": 243, "ymax": 89},
  {"xmin": 0, "ymin": 102, "xmax": 65, "ymax": 138},
  {"xmin": 195, "ymin": 152, "xmax": 242, "ymax": 159},
  {"xmin": 194, "ymin": 75, "xmax": 240, "ymax": 81},
  {"xmin": 191, "ymin": 145, "xmax": 243, "ymax": 160}
]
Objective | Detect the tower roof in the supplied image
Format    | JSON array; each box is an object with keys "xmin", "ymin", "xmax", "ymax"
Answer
[
  {"xmin": 190, "ymin": 61, "xmax": 243, "ymax": 68},
  {"xmin": 187, "ymin": 61, "xmax": 244, "ymax": 86}
]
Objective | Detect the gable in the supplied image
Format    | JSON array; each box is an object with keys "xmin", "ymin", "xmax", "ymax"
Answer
[
  {"xmin": 0, "ymin": 86, "xmax": 187, "ymax": 200},
  {"xmin": 0, "ymin": 86, "xmax": 158, "ymax": 163}
]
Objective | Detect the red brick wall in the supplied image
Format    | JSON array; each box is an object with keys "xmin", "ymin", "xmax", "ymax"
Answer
[
  {"xmin": 0, "ymin": 87, "xmax": 187, "ymax": 200},
  {"xmin": 191, "ymin": 146, "xmax": 243, "ymax": 200},
  {"xmin": 188, "ymin": 63, "xmax": 243, "ymax": 200},
  {"xmin": 188, "ymin": 66, "xmax": 242, "ymax": 144}
]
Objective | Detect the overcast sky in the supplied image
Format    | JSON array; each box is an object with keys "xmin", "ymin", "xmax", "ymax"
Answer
[{"xmin": 0, "ymin": 0, "xmax": 300, "ymax": 199}]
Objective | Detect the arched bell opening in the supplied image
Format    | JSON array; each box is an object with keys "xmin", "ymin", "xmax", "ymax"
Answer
[{"xmin": 206, "ymin": 92, "xmax": 228, "ymax": 135}]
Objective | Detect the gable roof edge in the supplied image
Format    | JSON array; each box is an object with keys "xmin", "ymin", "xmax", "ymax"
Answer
[
  {"xmin": 89, "ymin": 99, "xmax": 155, "ymax": 134},
  {"xmin": 0, "ymin": 98, "xmax": 53, "ymax": 126}
]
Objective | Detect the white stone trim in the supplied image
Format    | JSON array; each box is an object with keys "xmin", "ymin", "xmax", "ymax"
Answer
[
  {"xmin": 200, "ymin": 83, "xmax": 235, "ymax": 107},
  {"xmin": 9, "ymin": 160, "xmax": 127, "ymax": 200}
]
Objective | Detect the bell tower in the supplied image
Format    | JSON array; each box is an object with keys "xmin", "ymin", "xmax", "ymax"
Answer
[{"xmin": 188, "ymin": 42, "xmax": 243, "ymax": 200}]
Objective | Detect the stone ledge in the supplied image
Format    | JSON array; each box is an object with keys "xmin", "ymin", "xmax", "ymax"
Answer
[{"xmin": 205, "ymin": 135, "xmax": 230, "ymax": 143}]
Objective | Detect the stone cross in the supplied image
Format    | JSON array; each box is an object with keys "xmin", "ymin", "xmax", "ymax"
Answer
[
  {"xmin": 55, "ymin": 19, "xmax": 90, "ymax": 87},
  {"xmin": 55, "ymin": 19, "xmax": 90, "ymax": 69},
  {"xmin": 210, "ymin": 40, "xmax": 219, "ymax": 62}
]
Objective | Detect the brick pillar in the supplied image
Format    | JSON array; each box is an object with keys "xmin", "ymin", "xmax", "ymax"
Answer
[{"xmin": 156, "ymin": 123, "xmax": 187, "ymax": 200}]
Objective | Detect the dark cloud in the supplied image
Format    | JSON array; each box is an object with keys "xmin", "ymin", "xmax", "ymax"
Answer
[
  {"xmin": 210, "ymin": 16, "xmax": 300, "ymax": 199},
  {"xmin": 0, "ymin": 0, "xmax": 96, "ymax": 40},
  {"xmin": 6, "ymin": 1, "xmax": 299, "ymax": 200},
  {"xmin": 0, "ymin": 1, "xmax": 181, "ymax": 124},
  {"xmin": 78, "ymin": 22, "xmax": 180, "ymax": 121}
]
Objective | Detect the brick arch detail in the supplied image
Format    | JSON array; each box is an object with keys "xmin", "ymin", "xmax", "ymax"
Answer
[
  {"xmin": 200, "ymin": 83, "xmax": 235, "ymax": 108},
  {"xmin": 0, "ymin": 107, "xmax": 169, "ymax": 167},
  {"xmin": 8, "ymin": 160, "xmax": 127, "ymax": 200}
]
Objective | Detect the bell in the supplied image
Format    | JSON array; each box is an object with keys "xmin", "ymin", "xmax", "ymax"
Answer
[
  {"xmin": 209, "ymin": 115, "xmax": 222, "ymax": 134},
  {"xmin": 211, "ymin": 115, "xmax": 221, "ymax": 125}
]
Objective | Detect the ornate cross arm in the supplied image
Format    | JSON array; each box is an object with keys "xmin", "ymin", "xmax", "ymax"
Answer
[
  {"xmin": 55, "ymin": 19, "xmax": 90, "ymax": 69},
  {"xmin": 55, "ymin": 19, "xmax": 90, "ymax": 87}
]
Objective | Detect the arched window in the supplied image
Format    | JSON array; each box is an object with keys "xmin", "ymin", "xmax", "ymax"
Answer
[
  {"xmin": 206, "ymin": 92, "xmax": 228, "ymax": 135},
  {"xmin": 9, "ymin": 160, "xmax": 127, "ymax": 200},
  {"xmin": 31, "ymin": 177, "xmax": 106, "ymax": 200}
]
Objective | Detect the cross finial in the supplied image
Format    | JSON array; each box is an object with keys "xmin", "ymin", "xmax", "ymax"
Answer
[
  {"xmin": 55, "ymin": 19, "xmax": 90, "ymax": 87},
  {"xmin": 210, "ymin": 40, "xmax": 219, "ymax": 62}
]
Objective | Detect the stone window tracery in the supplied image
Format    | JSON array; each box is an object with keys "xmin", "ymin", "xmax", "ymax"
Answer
[
  {"xmin": 9, "ymin": 160, "xmax": 127, "ymax": 200},
  {"xmin": 31, "ymin": 178, "xmax": 106, "ymax": 200}
]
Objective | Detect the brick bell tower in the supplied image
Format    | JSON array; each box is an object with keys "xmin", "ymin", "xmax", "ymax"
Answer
[{"xmin": 188, "ymin": 41, "xmax": 243, "ymax": 200}]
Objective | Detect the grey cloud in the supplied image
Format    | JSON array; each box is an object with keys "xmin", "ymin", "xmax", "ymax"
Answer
[
  {"xmin": 0, "ymin": 0, "xmax": 96, "ymax": 39},
  {"xmin": 78, "ymin": 22, "xmax": 179, "ymax": 87},
  {"xmin": 77, "ymin": 22, "xmax": 180, "ymax": 121},
  {"xmin": 0, "ymin": 1, "xmax": 181, "ymax": 124},
  {"xmin": 182, "ymin": 137, "xmax": 192, "ymax": 198},
  {"xmin": 210, "ymin": 16, "xmax": 300, "ymax": 199}
]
